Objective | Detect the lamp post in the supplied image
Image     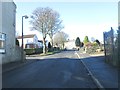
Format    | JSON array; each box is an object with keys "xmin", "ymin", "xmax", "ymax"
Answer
[
  {"xmin": 21, "ymin": 15, "xmax": 28, "ymax": 62},
  {"xmin": 22, "ymin": 15, "xmax": 28, "ymax": 49}
]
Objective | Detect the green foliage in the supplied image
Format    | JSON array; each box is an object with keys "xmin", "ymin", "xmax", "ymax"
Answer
[
  {"xmin": 92, "ymin": 42, "xmax": 98, "ymax": 46},
  {"xmin": 83, "ymin": 36, "xmax": 89, "ymax": 44},
  {"xmin": 24, "ymin": 48, "xmax": 43, "ymax": 55},
  {"xmin": 48, "ymin": 42, "xmax": 53, "ymax": 52},
  {"xmin": 48, "ymin": 42, "xmax": 52, "ymax": 48},
  {"xmin": 75, "ymin": 37, "xmax": 81, "ymax": 47},
  {"xmin": 24, "ymin": 48, "xmax": 35, "ymax": 55},
  {"xmin": 95, "ymin": 39, "xmax": 100, "ymax": 46},
  {"xmin": 48, "ymin": 48, "xmax": 53, "ymax": 52},
  {"xmin": 53, "ymin": 47, "xmax": 60, "ymax": 51},
  {"xmin": 86, "ymin": 46, "xmax": 99, "ymax": 54},
  {"xmin": 16, "ymin": 38, "xmax": 19, "ymax": 46},
  {"xmin": 35, "ymin": 48, "xmax": 43, "ymax": 54}
]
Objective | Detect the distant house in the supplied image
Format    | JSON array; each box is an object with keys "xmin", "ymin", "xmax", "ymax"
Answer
[
  {"xmin": 0, "ymin": 1, "xmax": 24, "ymax": 64},
  {"xmin": 17, "ymin": 34, "xmax": 44, "ymax": 49},
  {"xmin": 64, "ymin": 40, "xmax": 76, "ymax": 49},
  {"xmin": 17, "ymin": 34, "xmax": 50, "ymax": 49}
]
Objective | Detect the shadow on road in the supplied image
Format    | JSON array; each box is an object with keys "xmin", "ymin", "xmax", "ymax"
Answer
[{"xmin": 31, "ymin": 58, "xmax": 80, "ymax": 61}]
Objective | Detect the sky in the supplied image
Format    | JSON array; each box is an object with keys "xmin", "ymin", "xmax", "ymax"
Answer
[{"xmin": 13, "ymin": 0, "xmax": 118, "ymax": 43}]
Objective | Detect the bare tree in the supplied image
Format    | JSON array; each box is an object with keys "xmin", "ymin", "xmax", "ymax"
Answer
[
  {"xmin": 30, "ymin": 7, "xmax": 63, "ymax": 54},
  {"xmin": 47, "ymin": 10, "xmax": 63, "ymax": 47},
  {"xmin": 53, "ymin": 31, "xmax": 68, "ymax": 49}
]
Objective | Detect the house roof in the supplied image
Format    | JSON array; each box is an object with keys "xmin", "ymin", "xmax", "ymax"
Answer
[{"xmin": 17, "ymin": 34, "xmax": 36, "ymax": 39}]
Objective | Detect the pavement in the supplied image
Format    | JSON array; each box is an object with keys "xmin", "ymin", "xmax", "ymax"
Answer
[
  {"xmin": 76, "ymin": 51, "xmax": 119, "ymax": 89},
  {"xmin": 2, "ymin": 50, "xmax": 119, "ymax": 89}
]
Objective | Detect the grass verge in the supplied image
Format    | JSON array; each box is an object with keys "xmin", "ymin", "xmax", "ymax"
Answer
[
  {"xmin": 40, "ymin": 50, "xmax": 61, "ymax": 56},
  {"xmin": 40, "ymin": 52, "xmax": 54, "ymax": 56}
]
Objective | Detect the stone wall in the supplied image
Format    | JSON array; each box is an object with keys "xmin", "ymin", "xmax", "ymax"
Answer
[{"xmin": 2, "ymin": 46, "xmax": 26, "ymax": 64}]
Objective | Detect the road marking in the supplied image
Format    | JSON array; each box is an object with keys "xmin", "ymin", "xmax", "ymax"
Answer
[{"xmin": 75, "ymin": 51, "xmax": 105, "ymax": 90}]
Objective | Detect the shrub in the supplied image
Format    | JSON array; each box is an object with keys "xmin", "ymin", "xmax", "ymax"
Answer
[
  {"xmin": 95, "ymin": 39, "xmax": 100, "ymax": 46},
  {"xmin": 24, "ymin": 48, "xmax": 35, "ymax": 55},
  {"xmin": 48, "ymin": 42, "xmax": 52, "ymax": 48},
  {"xmin": 75, "ymin": 37, "xmax": 81, "ymax": 47},
  {"xmin": 24, "ymin": 48, "xmax": 43, "ymax": 55},
  {"xmin": 48, "ymin": 42, "xmax": 53, "ymax": 52},
  {"xmin": 86, "ymin": 45, "xmax": 101, "ymax": 54},
  {"xmin": 35, "ymin": 48, "xmax": 43, "ymax": 54},
  {"xmin": 92, "ymin": 42, "xmax": 98, "ymax": 46},
  {"xmin": 48, "ymin": 48, "xmax": 53, "ymax": 52},
  {"xmin": 53, "ymin": 47, "xmax": 60, "ymax": 51},
  {"xmin": 16, "ymin": 38, "xmax": 19, "ymax": 46}
]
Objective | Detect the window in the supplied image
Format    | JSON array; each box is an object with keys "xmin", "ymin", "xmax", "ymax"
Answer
[{"xmin": 0, "ymin": 33, "xmax": 6, "ymax": 53}]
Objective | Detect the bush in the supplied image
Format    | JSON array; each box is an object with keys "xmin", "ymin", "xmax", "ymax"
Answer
[
  {"xmin": 24, "ymin": 48, "xmax": 43, "ymax": 55},
  {"xmin": 53, "ymin": 47, "xmax": 60, "ymax": 51},
  {"xmin": 48, "ymin": 42, "xmax": 52, "ymax": 48},
  {"xmin": 75, "ymin": 37, "xmax": 81, "ymax": 47},
  {"xmin": 48, "ymin": 48, "xmax": 53, "ymax": 52},
  {"xmin": 85, "ymin": 45, "xmax": 102, "ymax": 54},
  {"xmin": 24, "ymin": 48, "xmax": 35, "ymax": 55},
  {"xmin": 16, "ymin": 38, "xmax": 19, "ymax": 46},
  {"xmin": 35, "ymin": 48, "xmax": 43, "ymax": 54},
  {"xmin": 92, "ymin": 42, "xmax": 98, "ymax": 46}
]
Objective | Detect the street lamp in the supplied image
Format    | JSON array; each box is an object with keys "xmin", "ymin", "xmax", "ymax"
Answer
[
  {"xmin": 21, "ymin": 15, "xmax": 28, "ymax": 62},
  {"xmin": 22, "ymin": 15, "xmax": 28, "ymax": 49}
]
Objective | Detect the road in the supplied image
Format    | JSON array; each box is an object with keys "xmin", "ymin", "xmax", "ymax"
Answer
[{"xmin": 3, "ymin": 50, "xmax": 98, "ymax": 88}]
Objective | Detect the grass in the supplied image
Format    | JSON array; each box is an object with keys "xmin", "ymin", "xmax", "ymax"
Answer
[
  {"xmin": 40, "ymin": 52, "xmax": 55, "ymax": 56},
  {"xmin": 26, "ymin": 50, "xmax": 61, "ymax": 57},
  {"xmin": 40, "ymin": 50, "xmax": 60, "ymax": 56}
]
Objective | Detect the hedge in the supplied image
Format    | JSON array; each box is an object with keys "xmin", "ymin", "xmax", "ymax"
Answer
[
  {"xmin": 24, "ymin": 48, "xmax": 43, "ymax": 55},
  {"xmin": 35, "ymin": 48, "xmax": 43, "ymax": 54},
  {"xmin": 24, "ymin": 48, "xmax": 35, "ymax": 55}
]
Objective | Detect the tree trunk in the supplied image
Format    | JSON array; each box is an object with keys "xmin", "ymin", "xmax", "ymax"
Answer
[
  {"xmin": 62, "ymin": 43, "xmax": 64, "ymax": 49},
  {"xmin": 43, "ymin": 37, "xmax": 46, "ymax": 54}
]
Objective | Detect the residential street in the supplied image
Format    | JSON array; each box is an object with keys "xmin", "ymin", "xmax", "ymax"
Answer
[
  {"xmin": 1, "ymin": 1, "xmax": 119, "ymax": 90},
  {"xmin": 3, "ymin": 50, "xmax": 98, "ymax": 88}
]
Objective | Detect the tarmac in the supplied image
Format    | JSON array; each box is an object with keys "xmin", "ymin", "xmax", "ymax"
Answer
[
  {"xmin": 2, "ymin": 51, "xmax": 119, "ymax": 89},
  {"xmin": 2, "ymin": 59, "xmax": 36, "ymax": 73}
]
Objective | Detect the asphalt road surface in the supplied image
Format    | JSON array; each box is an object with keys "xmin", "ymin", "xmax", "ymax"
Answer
[{"xmin": 3, "ymin": 50, "xmax": 98, "ymax": 88}]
